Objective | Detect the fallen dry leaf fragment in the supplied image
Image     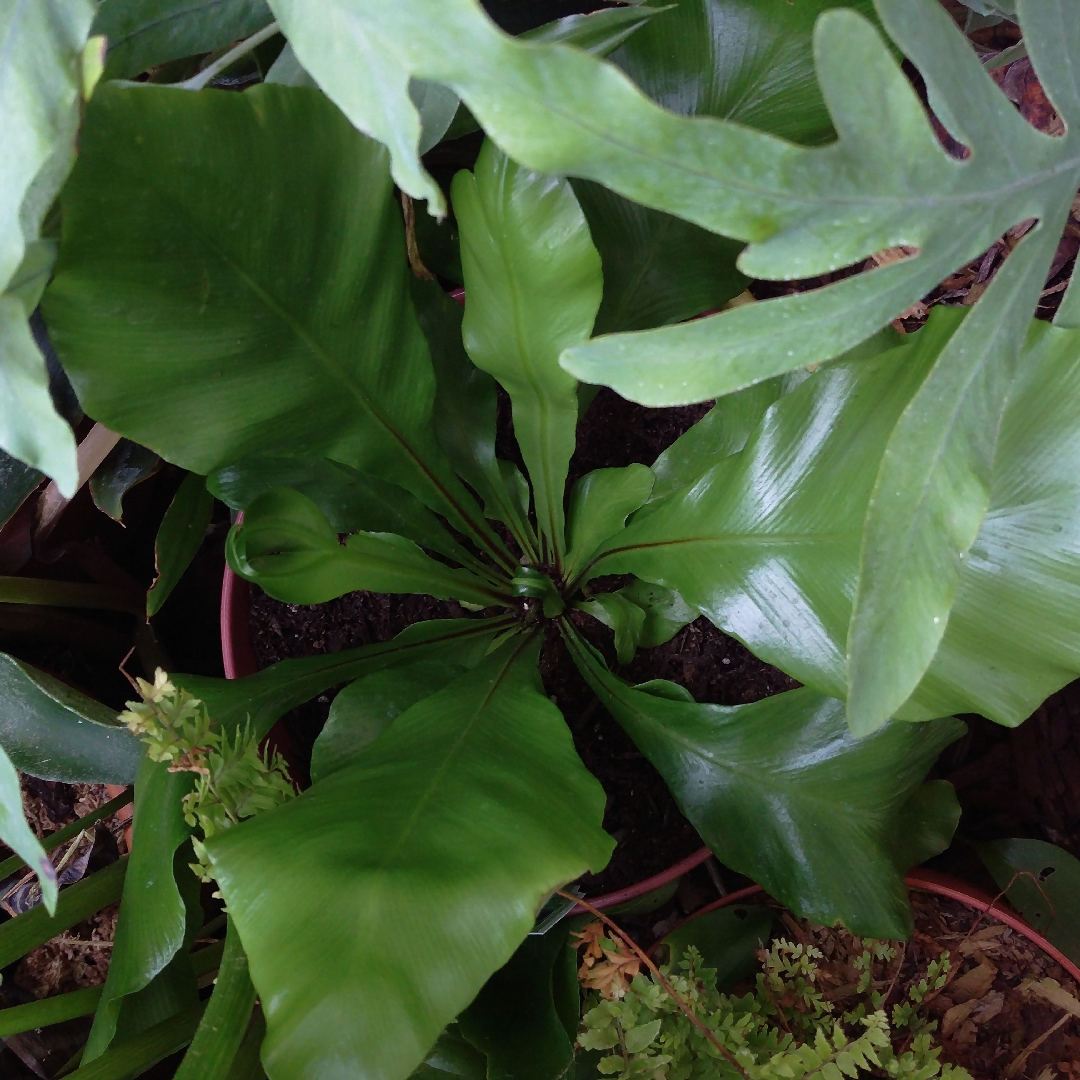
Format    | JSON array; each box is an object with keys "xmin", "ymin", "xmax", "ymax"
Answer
[{"xmin": 951, "ymin": 957, "xmax": 998, "ymax": 1003}]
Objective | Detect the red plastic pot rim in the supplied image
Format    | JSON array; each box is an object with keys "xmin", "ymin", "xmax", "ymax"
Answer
[{"xmin": 654, "ymin": 867, "xmax": 1080, "ymax": 982}]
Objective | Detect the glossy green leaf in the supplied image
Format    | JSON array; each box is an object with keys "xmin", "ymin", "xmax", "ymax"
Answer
[
  {"xmin": 227, "ymin": 487, "xmax": 508, "ymax": 608},
  {"xmin": 411, "ymin": 279, "xmax": 538, "ymax": 562},
  {"xmin": 174, "ymin": 920, "xmax": 257, "ymax": 1080},
  {"xmin": 522, "ymin": 7, "xmax": 662, "ymax": 55},
  {"xmin": 611, "ymin": 0, "xmax": 875, "ymax": 143},
  {"xmin": 661, "ymin": 904, "xmax": 774, "ymax": 991},
  {"xmin": 0, "ymin": 0, "xmax": 89, "ymax": 496},
  {"xmin": 209, "ymin": 639, "xmax": 613, "ymax": 1080},
  {"xmin": 588, "ymin": 320, "xmax": 948, "ymax": 701},
  {"xmin": 410, "ymin": 1027, "xmax": 486, "ymax": 1080},
  {"xmin": 977, "ymin": 838, "xmax": 1080, "ymax": 965},
  {"xmin": 84, "ymin": 757, "xmax": 195, "ymax": 1062},
  {"xmin": 618, "ymin": 579, "xmax": 698, "ymax": 649},
  {"xmin": 0, "ymin": 985, "xmax": 104, "ymax": 1038},
  {"xmin": 453, "ymin": 141, "xmax": 602, "ymax": 560},
  {"xmin": 93, "ymin": 0, "xmax": 272, "ymax": 79},
  {"xmin": 457, "ymin": 926, "xmax": 575, "ymax": 1080},
  {"xmin": 175, "ymin": 616, "xmax": 515, "ymax": 742},
  {"xmin": 147, "ymin": 471, "xmax": 215, "ymax": 617},
  {"xmin": 89, "ymin": 439, "xmax": 160, "ymax": 523},
  {"xmin": 69, "ymin": 1003, "xmax": 205, "ymax": 1080},
  {"xmin": 0, "ymin": 741, "xmax": 57, "ymax": 913},
  {"xmin": 564, "ymin": 627, "xmax": 964, "ymax": 938},
  {"xmin": 577, "ymin": 594, "xmax": 645, "ymax": 668},
  {"xmin": 209, "ymin": 455, "xmax": 479, "ymax": 569},
  {"xmin": 572, "ymin": 180, "xmax": 747, "ymax": 337},
  {"xmin": 649, "ymin": 380, "xmax": 782, "ymax": 501},
  {"xmin": 0, "ymin": 857, "xmax": 127, "ymax": 970},
  {"xmin": 565, "ymin": 465, "xmax": 653, "ymax": 583},
  {"xmin": 311, "ymin": 629, "xmax": 497, "ymax": 783},
  {"xmin": 0, "ymin": 652, "xmax": 142, "ymax": 783},
  {"xmin": 45, "ymin": 84, "xmax": 502, "ymax": 560}
]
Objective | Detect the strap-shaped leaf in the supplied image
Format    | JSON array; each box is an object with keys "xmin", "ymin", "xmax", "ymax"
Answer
[
  {"xmin": 0, "ymin": 652, "xmax": 142, "ymax": 784},
  {"xmin": 93, "ymin": 0, "xmax": 272, "ymax": 79},
  {"xmin": 564, "ymin": 626, "xmax": 963, "ymax": 939},
  {"xmin": 208, "ymin": 638, "xmax": 612, "ymax": 1080},
  {"xmin": 175, "ymin": 616, "xmax": 515, "ymax": 741},
  {"xmin": 84, "ymin": 757, "xmax": 195, "ymax": 1061},
  {"xmin": 0, "ymin": 742, "xmax": 57, "ymax": 913},
  {"xmin": 227, "ymin": 487, "xmax": 509, "ymax": 608},
  {"xmin": 147, "ymin": 472, "xmax": 216, "ymax": 617},
  {"xmin": 0, "ymin": 0, "xmax": 89, "ymax": 494},
  {"xmin": 564, "ymin": 464, "xmax": 653, "ymax": 583},
  {"xmin": 209, "ymin": 454, "xmax": 484, "ymax": 572},
  {"xmin": 44, "ymin": 83, "xmax": 505, "ymax": 564},
  {"xmin": 454, "ymin": 141, "xmax": 602, "ymax": 560}
]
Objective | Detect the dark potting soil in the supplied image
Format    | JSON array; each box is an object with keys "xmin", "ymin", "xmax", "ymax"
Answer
[{"xmin": 247, "ymin": 389, "xmax": 799, "ymax": 896}]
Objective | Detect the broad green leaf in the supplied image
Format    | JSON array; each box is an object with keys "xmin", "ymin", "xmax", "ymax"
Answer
[
  {"xmin": 565, "ymin": 627, "xmax": 964, "ymax": 938},
  {"xmin": 618, "ymin": 579, "xmax": 698, "ymax": 649},
  {"xmin": 610, "ymin": 0, "xmax": 877, "ymax": 144},
  {"xmin": 577, "ymin": 594, "xmax": 646, "ymax": 668},
  {"xmin": 175, "ymin": 616, "xmax": 515, "ymax": 741},
  {"xmin": 411, "ymin": 279, "xmax": 538, "ymax": 562},
  {"xmin": 458, "ymin": 926, "xmax": 576, "ymax": 1080},
  {"xmin": 0, "ymin": 857, "xmax": 126, "ymax": 970},
  {"xmin": 0, "ymin": 741, "xmax": 57, "ymax": 913},
  {"xmin": 411, "ymin": 1027, "xmax": 486, "ymax": 1080},
  {"xmin": 227, "ymin": 487, "xmax": 509, "ymax": 609},
  {"xmin": 209, "ymin": 639, "xmax": 613, "ymax": 1080},
  {"xmin": 522, "ymin": 7, "xmax": 661, "ymax": 55},
  {"xmin": 84, "ymin": 757, "xmax": 195, "ymax": 1062},
  {"xmin": 888, "ymin": 780, "xmax": 962, "ymax": 875},
  {"xmin": 311, "ymin": 628, "xmax": 500, "ymax": 782},
  {"xmin": 209, "ymin": 455, "xmax": 480, "ymax": 570},
  {"xmin": 661, "ymin": 904, "xmax": 774, "ymax": 991},
  {"xmin": 89, "ymin": 439, "xmax": 160, "ymax": 523},
  {"xmin": 649, "ymin": 380, "xmax": 782, "ymax": 501},
  {"xmin": 93, "ymin": 0, "xmax": 273, "ymax": 79},
  {"xmin": 0, "ymin": 652, "xmax": 142, "ymax": 783},
  {"xmin": 588, "ymin": 319, "xmax": 949, "ymax": 700},
  {"xmin": 174, "ymin": 920, "xmax": 257, "ymax": 1080},
  {"xmin": 565, "ymin": 465, "xmax": 654, "ymax": 583},
  {"xmin": 44, "ymin": 84, "xmax": 502, "ymax": 560},
  {"xmin": 147, "ymin": 471, "xmax": 215, "ymax": 617},
  {"xmin": 977, "ymin": 838, "xmax": 1080, "ymax": 965},
  {"xmin": 572, "ymin": 180, "xmax": 747, "ymax": 336},
  {"xmin": 0, "ymin": 0, "xmax": 90, "ymax": 495},
  {"xmin": 453, "ymin": 141, "xmax": 602, "ymax": 560}
]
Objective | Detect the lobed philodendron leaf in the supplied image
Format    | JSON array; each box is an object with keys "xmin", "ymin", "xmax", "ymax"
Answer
[
  {"xmin": 226, "ymin": 487, "xmax": 510, "ymax": 609},
  {"xmin": 92, "ymin": 0, "xmax": 273, "ymax": 79},
  {"xmin": 0, "ymin": 0, "xmax": 90, "ymax": 495},
  {"xmin": 44, "ymin": 84, "xmax": 508, "ymax": 567},
  {"xmin": 454, "ymin": 141, "xmax": 602, "ymax": 561},
  {"xmin": 208, "ymin": 639, "xmax": 613, "ymax": 1080},
  {"xmin": 564, "ymin": 626, "xmax": 964, "ymax": 939}
]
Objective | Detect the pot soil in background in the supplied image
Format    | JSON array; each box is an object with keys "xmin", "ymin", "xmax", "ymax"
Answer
[{"xmin": 245, "ymin": 389, "xmax": 798, "ymax": 896}]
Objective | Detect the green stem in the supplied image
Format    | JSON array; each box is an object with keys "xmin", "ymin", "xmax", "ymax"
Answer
[
  {"xmin": 174, "ymin": 920, "xmax": 257, "ymax": 1080},
  {"xmin": 0, "ymin": 986, "xmax": 103, "ymax": 1038},
  {"xmin": 0, "ymin": 788, "xmax": 133, "ymax": 882},
  {"xmin": 180, "ymin": 22, "xmax": 280, "ymax": 91}
]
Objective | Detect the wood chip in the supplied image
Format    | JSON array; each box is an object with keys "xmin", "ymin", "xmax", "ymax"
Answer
[
  {"xmin": 1021, "ymin": 978, "xmax": 1080, "ymax": 1019},
  {"xmin": 952, "ymin": 958, "xmax": 998, "ymax": 1003}
]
